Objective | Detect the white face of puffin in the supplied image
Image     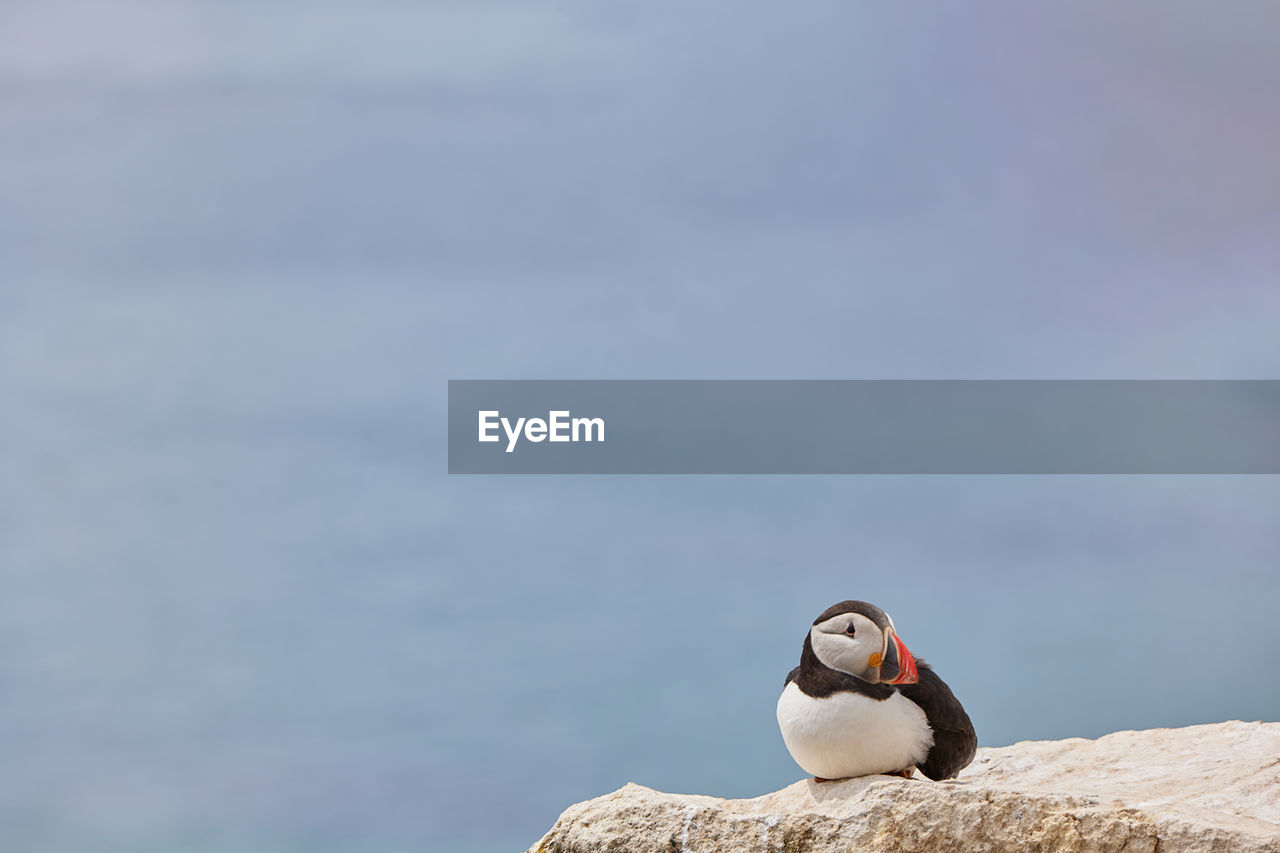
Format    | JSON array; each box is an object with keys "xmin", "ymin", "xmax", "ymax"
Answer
[{"xmin": 809, "ymin": 611, "xmax": 919, "ymax": 685}]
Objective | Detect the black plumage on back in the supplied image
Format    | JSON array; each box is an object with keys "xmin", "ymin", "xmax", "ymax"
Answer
[{"xmin": 896, "ymin": 659, "xmax": 977, "ymax": 780}]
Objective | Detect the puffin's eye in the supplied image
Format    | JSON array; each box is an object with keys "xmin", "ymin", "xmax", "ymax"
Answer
[{"xmin": 844, "ymin": 623, "xmax": 856, "ymax": 636}]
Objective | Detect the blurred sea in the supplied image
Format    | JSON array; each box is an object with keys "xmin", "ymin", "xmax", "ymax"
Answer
[{"xmin": 2, "ymin": 283, "xmax": 1277, "ymax": 852}]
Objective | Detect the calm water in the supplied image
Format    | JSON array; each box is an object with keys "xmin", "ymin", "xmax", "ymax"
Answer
[{"xmin": 3, "ymin": 284, "xmax": 1277, "ymax": 852}]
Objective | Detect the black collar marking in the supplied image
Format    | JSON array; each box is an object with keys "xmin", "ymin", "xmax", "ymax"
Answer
[{"xmin": 784, "ymin": 634, "xmax": 896, "ymax": 700}]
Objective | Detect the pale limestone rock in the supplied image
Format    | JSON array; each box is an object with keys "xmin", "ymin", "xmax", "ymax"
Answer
[{"xmin": 529, "ymin": 721, "xmax": 1280, "ymax": 853}]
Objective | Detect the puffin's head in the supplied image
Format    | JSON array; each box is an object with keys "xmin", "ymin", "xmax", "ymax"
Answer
[{"xmin": 808, "ymin": 600, "xmax": 919, "ymax": 685}]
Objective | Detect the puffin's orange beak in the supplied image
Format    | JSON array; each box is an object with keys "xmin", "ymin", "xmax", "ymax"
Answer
[{"xmin": 882, "ymin": 630, "xmax": 919, "ymax": 685}]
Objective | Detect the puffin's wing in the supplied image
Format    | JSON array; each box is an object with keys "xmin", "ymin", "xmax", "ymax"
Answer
[
  {"xmin": 783, "ymin": 666, "xmax": 801, "ymax": 687},
  {"xmin": 897, "ymin": 661, "xmax": 976, "ymax": 781}
]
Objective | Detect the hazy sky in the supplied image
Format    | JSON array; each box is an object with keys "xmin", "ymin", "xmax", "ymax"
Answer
[{"xmin": 4, "ymin": 1, "xmax": 1279, "ymax": 385}]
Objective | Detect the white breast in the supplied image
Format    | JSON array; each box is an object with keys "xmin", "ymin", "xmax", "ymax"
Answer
[{"xmin": 776, "ymin": 681, "xmax": 933, "ymax": 780}]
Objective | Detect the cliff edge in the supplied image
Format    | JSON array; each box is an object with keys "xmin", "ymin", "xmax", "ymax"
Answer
[{"xmin": 529, "ymin": 720, "xmax": 1280, "ymax": 852}]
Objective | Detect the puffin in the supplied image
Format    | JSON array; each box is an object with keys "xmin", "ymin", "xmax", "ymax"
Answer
[{"xmin": 776, "ymin": 600, "xmax": 976, "ymax": 781}]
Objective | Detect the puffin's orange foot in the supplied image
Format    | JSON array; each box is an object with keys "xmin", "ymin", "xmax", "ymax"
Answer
[
  {"xmin": 885, "ymin": 767, "xmax": 915, "ymax": 779},
  {"xmin": 813, "ymin": 776, "xmax": 833, "ymax": 783}
]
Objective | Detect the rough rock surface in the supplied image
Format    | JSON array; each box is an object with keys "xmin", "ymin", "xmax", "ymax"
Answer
[{"xmin": 529, "ymin": 721, "xmax": 1280, "ymax": 853}]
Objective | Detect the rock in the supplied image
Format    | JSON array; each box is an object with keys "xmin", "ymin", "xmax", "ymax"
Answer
[{"xmin": 528, "ymin": 721, "xmax": 1280, "ymax": 853}]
